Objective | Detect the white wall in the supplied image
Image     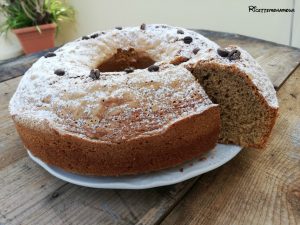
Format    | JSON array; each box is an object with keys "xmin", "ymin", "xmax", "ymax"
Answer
[
  {"xmin": 57, "ymin": 0, "xmax": 299, "ymax": 47},
  {"xmin": 292, "ymin": 0, "xmax": 300, "ymax": 48},
  {"xmin": 0, "ymin": 15, "xmax": 22, "ymax": 61}
]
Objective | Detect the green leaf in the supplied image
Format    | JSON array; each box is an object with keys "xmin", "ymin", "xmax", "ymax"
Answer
[{"xmin": 0, "ymin": 0, "xmax": 75, "ymax": 35}]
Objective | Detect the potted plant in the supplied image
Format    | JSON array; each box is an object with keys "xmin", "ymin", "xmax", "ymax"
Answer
[{"xmin": 0, "ymin": 0, "xmax": 74, "ymax": 54}]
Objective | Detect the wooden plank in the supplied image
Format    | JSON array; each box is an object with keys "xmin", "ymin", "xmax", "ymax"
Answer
[
  {"xmin": 0, "ymin": 156, "xmax": 198, "ymax": 225},
  {"xmin": 0, "ymin": 47, "xmax": 58, "ymax": 82},
  {"xmin": 0, "ymin": 35, "xmax": 299, "ymax": 225},
  {"xmin": 161, "ymin": 67, "xmax": 300, "ymax": 225},
  {"xmin": 0, "ymin": 77, "xmax": 25, "ymax": 170}
]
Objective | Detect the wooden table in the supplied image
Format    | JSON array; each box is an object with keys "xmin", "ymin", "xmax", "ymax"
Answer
[{"xmin": 1, "ymin": 30, "xmax": 300, "ymax": 225}]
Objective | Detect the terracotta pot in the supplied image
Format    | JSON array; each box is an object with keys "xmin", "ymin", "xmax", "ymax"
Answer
[{"xmin": 13, "ymin": 23, "xmax": 57, "ymax": 54}]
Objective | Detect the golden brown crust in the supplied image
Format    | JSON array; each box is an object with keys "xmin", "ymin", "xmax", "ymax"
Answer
[{"xmin": 15, "ymin": 106, "xmax": 220, "ymax": 176}]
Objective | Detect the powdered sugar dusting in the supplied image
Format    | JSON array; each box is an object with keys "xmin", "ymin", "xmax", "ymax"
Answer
[
  {"xmin": 10, "ymin": 62, "xmax": 214, "ymax": 142},
  {"xmin": 9, "ymin": 24, "xmax": 278, "ymax": 142}
]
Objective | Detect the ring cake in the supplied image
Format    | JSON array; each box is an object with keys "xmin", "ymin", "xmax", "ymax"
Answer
[{"xmin": 9, "ymin": 24, "xmax": 278, "ymax": 176}]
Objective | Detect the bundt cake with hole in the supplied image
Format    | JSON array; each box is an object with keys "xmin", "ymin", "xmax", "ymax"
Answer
[{"xmin": 9, "ymin": 24, "xmax": 278, "ymax": 176}]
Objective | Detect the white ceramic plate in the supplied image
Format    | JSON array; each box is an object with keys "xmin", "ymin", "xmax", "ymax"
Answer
[{"xmin": 27, "ymin": 144, "xmax": 242, "ymax": 189}]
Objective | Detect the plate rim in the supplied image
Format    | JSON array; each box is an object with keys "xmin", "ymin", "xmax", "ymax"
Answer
[{"xmin": 27, "ymin": 144, "xmax": 242, "ymax": 189}]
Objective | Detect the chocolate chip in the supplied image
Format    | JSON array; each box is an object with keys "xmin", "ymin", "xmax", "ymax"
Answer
[
  {"xmin": 183, "ymin": 36, "xmax": 193, "ymax": 44},
  {"xmin": 82, "ymin": 36, "xmax": 89, "ymax": 40},
  {"xmin": 115, "ymin": 26, "xmax": 122, "ymax": 30},
  {"xmin": 217, "ymin": 48, "xmax": 229, "ymax": 57},
  {"xmin": 124, "ymin": 67, "xmax": 135, "ymax": 73},
  {"xmin": 54, "ymin": 69, "xmax": 65, "ymax": 76},
  {"xmin": 148, "ymin": 65, "xmax": 159, "ymax": 72},
  {"xmin": 228, "ymin": 49, "xmax": 241, "ymax": 60},
  {"xmin": 177, "ymin": 29, "xmax": 184, "ymax": 34},
  {"xmin": 44, "ymin": 52, "xmax": 56, "ymax": 58},
  {"xmin": 89, "ymin": 69, "xmax": 100, "ymax": 80},
  {"xmin": 90, "ymin": 33, "xmax": 99, "ymax": 39},
  {"xmin": 140, "ymin": 23, "xmax": 146, "ymax": 30},
  {"xmin": 162, "ymin": 25, "xmax": 167, "ymax": 28},
  {"xmin": 192, "ymin": 48, "xmax": 200, "ymax": 55}
]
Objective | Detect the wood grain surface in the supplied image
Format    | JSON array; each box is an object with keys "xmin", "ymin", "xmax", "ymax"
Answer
[
  {"xmin": 161, "ymin": 66, "xmax": 300, "ymax": 225},
  {"xmin": 0, "ymin": 31, "xmax": 299, "ymax": 225},
  {"xmin": 0, "ymin": 47, "xmax": 58, "ymax": 83}
]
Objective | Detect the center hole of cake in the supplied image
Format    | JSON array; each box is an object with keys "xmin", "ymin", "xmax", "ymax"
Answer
[{"xmin": 97, "ymin": 48, "xmax": 156, "ymax": 72}]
